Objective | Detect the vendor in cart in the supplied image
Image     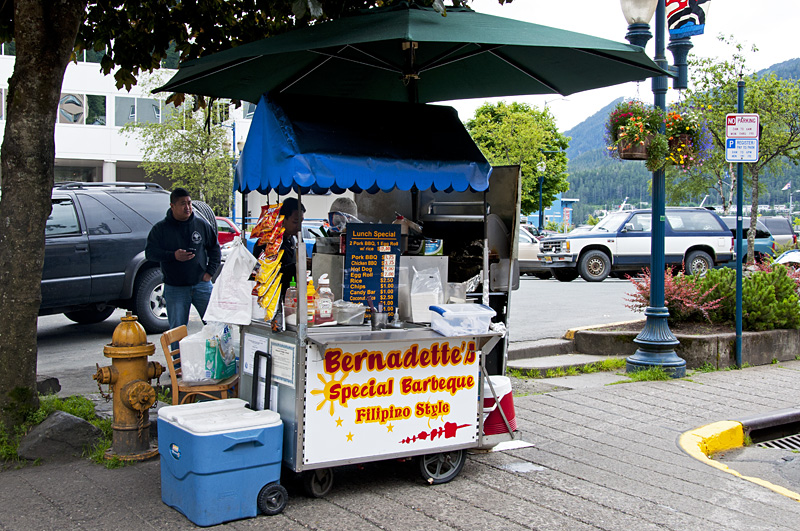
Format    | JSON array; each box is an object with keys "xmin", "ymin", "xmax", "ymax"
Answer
[{"xmin": 252, "ymin": 197, "xmax": 305, "ymax": 300}]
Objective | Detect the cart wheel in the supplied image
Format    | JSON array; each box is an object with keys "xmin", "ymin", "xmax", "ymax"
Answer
[
  {"xmin": 418, "ymin": 449, "xmax": 465, "ymax": 485},
  {"xmin": 257, "ymin": 482, "xmax": 288, "ymax": 516},
  {"xmin": 302, "ymin": 468, "xmax": 334, "ymax": 498}
]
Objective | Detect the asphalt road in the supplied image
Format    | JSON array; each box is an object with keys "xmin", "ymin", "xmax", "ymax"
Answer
[
  {"xmin": 507, "ymin": 275, "xmax": 641, "ymax": 342},
  {"xmin": 37, "ymin": 276, "xmax": 641, "ymax": 397}
]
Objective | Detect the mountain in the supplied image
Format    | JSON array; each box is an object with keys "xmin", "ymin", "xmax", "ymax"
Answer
[{"xmin": 562, "ymin": 58, "xmax": 800, "ymax": 224}]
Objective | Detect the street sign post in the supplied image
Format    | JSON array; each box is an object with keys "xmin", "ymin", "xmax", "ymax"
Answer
[
  {"xmin": 725, "ymin": 138, "xmax": 759, "ymax": 162},
  {"xmin": 726, "ymin": 113, "xmax": 759, "ymax": 138},
  {"xmin": 725, "ymin": 113, "xmax": 760, "ymax": 163}
]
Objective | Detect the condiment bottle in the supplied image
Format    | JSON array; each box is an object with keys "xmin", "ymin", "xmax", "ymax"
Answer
[
  {"xmin": 316, "ymin": 274, "xmax": 335, "ymax": 324},
  {"xmin": 284, "ymin": 277, "xmax": 297, "ymax": 325},
  {"xmin": 306, "ymin": 277, "xmax": 317, "ymax": 325}
]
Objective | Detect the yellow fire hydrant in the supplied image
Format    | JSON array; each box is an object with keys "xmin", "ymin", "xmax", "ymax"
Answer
[{"xmin": 93, "ymin": 311, "xmax": 165, "ymax": 460}]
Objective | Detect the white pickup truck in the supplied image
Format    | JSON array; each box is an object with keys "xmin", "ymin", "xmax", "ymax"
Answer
[{"xmin": 538, "ymin": 207, "xmax": 735, "ymax": 282}]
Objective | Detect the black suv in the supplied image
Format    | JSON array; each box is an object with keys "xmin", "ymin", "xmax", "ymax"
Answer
[{"xmin": 43, "ymin": 182, "xmax": 172, "ymax": 332}]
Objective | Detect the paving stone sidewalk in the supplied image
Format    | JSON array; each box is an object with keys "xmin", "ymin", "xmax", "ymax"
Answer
[{"xmin": 3, "ymin": 362, "xmax": 800, "ymax": 530}]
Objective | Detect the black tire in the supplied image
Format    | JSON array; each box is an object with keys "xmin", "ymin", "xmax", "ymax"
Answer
[
  {"xmin": 302, "ymin": 468, "xmax": 334, "ymax": 498},
  {"xmin": 578, "ymin": 250, "xmax": 611, "ymax": 282},
  {"xmin": 685, "ymin": 250, "xmax": 713, "ymax": 276},
  {"xmin": 532, "ymin": 271, "xmax": 552, "ymax": 280},
  {"xmin": 418, "ymin": 450, "xmax": 465, "ymax": 485},
  {"xmin": 192, "ymin": 200, "xmax": 218, "ymax": 239},
  {"xmin": 552, "ymin": 268, "xmax": 578, "ymax": 282},
  {"xmin": 64, "ymin": 305, "xmax": 116, "ymax": 325},
  {"xmin": 257, "ymin": 482, "xmax": 288, "ymax": 516},
  {"xmin": 133, "ymin": 268, "xmax": 169, "ymax": 333}
]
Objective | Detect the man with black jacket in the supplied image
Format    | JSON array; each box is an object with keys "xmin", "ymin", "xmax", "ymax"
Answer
[{"xmin": 146, "ymin": 188, "xmax": 221, "ymax": 330}]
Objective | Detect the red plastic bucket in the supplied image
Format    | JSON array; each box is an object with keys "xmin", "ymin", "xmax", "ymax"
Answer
[{"xmin": 482, "ymin": 376, "xmax": 517, "ymax": 435}]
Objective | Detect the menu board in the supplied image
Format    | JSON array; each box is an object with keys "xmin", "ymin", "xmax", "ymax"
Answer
[{"xmin": 344, "ymin": 224, "xmax": 400, "ymax": 318}]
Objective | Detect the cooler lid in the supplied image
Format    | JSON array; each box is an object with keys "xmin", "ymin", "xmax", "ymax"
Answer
[
  {"xmin": 158, "ymin": 398, "xmax": 248, "ymax": 423},
  {"xmin": 169, "ymin": 407, "xmax": 282, "ymax": 435},
  {"xmin": 430, "ymin": 303, "xmax": 497, "ymax": 317}
]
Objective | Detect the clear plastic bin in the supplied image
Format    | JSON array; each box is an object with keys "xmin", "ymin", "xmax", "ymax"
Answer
[{"xmin": 429, "ymin": 303, "xmax": 496, "ymax": 336}]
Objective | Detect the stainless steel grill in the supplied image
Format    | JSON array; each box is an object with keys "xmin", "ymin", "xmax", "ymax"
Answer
[{"xmin": 540, "ymin": 240, "xmax": 564, "ymax": 254}]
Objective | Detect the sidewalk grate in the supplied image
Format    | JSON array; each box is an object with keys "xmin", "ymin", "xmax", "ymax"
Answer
[{"xmin": 756, "ymin": 433, "xmax": 800, "ymax": 450}]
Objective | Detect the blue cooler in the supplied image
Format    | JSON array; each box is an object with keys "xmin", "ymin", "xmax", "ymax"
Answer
[{"xmin": 158, "ymin": 399, "xmax": 285, "ymax": 527}]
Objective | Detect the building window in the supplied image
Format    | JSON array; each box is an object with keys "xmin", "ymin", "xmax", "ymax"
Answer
[
  {"xmin": 3, "ymin": 41, "xmax": 15, "ymax": 56},
  {"xmin": 136, "ymin": 98, "xmax": 161, "ymax": 124},
  {"xmin": 211, "ymin": 101, "xmax": 230, "ymax": 125},
  {"xmin": 244, "ymin": 102, "xmax": 256, "ymax": 120},
  {"xmin": 85, "ymin": 48, "xmax": 105, "ymax": 64},
  {"xmin": 86, "ymin": 95, "xmax": 106, "ymax": 125},
  {"xmin": 59, "ymin": 93, "xmax": 85, "ymax": 124},
  {"xmin": 115, "ymin": 96, "xmax": 135, "ymax": 126}
]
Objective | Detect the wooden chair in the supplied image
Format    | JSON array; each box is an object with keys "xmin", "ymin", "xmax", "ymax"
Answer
[{"xmin": 160, "ymin": 325, "xmax": 239, "ymax": 405}]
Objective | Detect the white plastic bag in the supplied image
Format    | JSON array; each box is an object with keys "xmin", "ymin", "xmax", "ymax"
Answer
[
  {"xmin": 410, "ymin": 267, "xmax": 443, "ymax": 323},
  {"xmin": 204, "ymin": 238, "xmax": 257, "ymax": 325},
  {"xmin": 180, "ymin": 322, "xmax": 237, "ymax": 384}
]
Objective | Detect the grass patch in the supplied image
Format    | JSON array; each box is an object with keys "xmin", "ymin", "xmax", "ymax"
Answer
[
  {"xmin": 694, "ymin": 362, "xmax": 717, "ymax": 373},
  {"xmin": 625, "ymin": 366, "xmax": 672, "ymax": 382},
  {"xmin": 1, "ymin": 394, "xmax": 118, "ymax": 468},
  {"xmin": 507, "ymin": 357, "xmax": 626, "ymax": 380}
]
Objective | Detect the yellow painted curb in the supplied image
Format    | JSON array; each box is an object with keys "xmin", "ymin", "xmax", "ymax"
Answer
[
  {"xmin": 563, "ymin": 319, "xmax": 644, "ymax": 340},
  {"xmin": 679, "ymin": 421, "xmax": 800, "ymax": 502}
]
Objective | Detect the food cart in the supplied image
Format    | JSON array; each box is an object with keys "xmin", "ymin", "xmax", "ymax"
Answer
[{"xmin": 237, "ymin": 94, "xmax": 524, "ymax": 497}]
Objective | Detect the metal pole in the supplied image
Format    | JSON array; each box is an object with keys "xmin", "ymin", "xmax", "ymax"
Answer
[
  {"xmin": 538, "ymin": 174, "xmax": 544, "ymax": 231},
  {"xmin": 626, "ymin": 0, "xmax": 685, "ymax": 377},
  {"xmin": 735, "ymin": 80, "xmax": 744, "ymax": 369},
  {"xmin": 231, "ymin": 121, "xmax": 237, "ymax": 223}
]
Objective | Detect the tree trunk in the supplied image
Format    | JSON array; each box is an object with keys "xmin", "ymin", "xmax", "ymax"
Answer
[
  {"xmin": 747, "ymin": 170, "xmax": 759, "ymax": 265},
  {"xmin": 0, "ymin": 0, "xmax": 86, "ymax": 429}
]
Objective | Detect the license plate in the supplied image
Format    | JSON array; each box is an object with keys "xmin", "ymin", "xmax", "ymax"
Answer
[{"xmin": 544, "ymin": 256, "xmax": 552, "ymax": 263}]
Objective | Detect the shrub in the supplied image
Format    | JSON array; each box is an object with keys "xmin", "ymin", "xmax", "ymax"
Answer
[
  {"xmin": 626, "ymin": 268, "xmax": 723, "ymax": 322},
  {"xmin": 626, "ymin": 265, "xmax": 800, "ymax": 331}
]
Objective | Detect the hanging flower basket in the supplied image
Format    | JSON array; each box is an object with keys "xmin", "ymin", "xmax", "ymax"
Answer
[
  {"xmin": 665, "ymin": 109, "xmax": 712, "ymax": 171},
  {"xmin": 605, "ymin": 100, "xmax": 667, "ymax": 171},
  {"xmin": 618, "ymin": 134, "xmax": 652, "ymax": 160}
]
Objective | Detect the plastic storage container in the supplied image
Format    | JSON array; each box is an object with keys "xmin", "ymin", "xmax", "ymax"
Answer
[
  {"xmin": 429, "ymin": 303, "xmax": 496, "ymax": 336},
  {"xmin": 158, "ymin": 399, "xmax": 285, "ymax": 526}
]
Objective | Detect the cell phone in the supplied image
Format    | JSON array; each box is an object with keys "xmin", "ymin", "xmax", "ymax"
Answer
[{"xmin": 186, "ymin": 248, "xmax": 196, "ymax": 254}]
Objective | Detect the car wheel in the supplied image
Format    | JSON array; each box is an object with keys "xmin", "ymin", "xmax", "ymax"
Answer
[
  {"xmin": 133, "ymin": 268, "xmax": 170, "ymax": 333},
  {"xmin": 578, "ymin": 250, "xmax": 611, "ymax": 282},
  {"xmin": 552, "ymin": 268, "xmax": 578, "ymax": 282},
  {"xmin": 685, "ymin": 250, "xmax": 713, "ymax": 276},
  {"xmin": 64, "ymin": 305, "xmax": 115, "ymax": 325}
]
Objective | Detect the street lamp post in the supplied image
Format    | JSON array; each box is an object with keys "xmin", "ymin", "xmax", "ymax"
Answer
[
  {"xmin": 537, "ymin": 160, "xmax": 547, "ymax": 231},
  {"xmin": 621, "ymin": 0, "xmax": 689, "ymax": 378}
]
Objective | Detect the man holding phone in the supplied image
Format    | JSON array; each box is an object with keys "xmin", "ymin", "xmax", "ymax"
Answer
[{"xmin": 146, "ymin": 187, "xmax": 221, "ymax": 330}]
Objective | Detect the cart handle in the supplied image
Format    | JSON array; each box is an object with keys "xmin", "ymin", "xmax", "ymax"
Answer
[{"xmin": 222, "ymin": 429, "xmax": 267, "ymax": 451}]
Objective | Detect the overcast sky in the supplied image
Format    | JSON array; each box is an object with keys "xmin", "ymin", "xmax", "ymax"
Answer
[{"xmin": 440, "ymin": 0, "xmax": 800, "ymax": 131}]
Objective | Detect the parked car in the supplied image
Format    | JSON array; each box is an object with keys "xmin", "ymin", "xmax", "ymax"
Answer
[
  {"xmin": 761, "ymin": 216, "xmax": 797, "ymax": 247},
  {"xmin": 538, "ymin": 207, "xmax": 734, "ymax": 282},
  {"xmin": 215, "ymin": 216, "xmax": 241, "ymax": 245},
  {"xmin": 518, "ymin": 226, "xmax": 550, "ymax": 279},
  {"xmin": 43, "ymin": 182, "xmax": 172, "ymax": 332},
  {"xmin": 718, "ymin": 216, "xmax": 775, "ymax": 264}
]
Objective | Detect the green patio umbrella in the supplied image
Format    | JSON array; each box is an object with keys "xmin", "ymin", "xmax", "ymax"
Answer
[{"xmin": 157, "ymin": 2, "xmax": 665, "ymax": 104}]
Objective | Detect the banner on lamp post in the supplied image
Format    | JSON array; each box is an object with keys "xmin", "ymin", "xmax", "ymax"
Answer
[{"xmin": 667, "ymin": 0, "xmax": 710, "ymax": 38}]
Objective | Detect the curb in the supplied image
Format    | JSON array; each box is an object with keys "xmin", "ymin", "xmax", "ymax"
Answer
[
  {"xmin": 563, "ymin": 319, "xmax": 644, "ymax": 340},
  {"xmin": 679, "ymin": 418, "xmax": 800, "ymax": 502}
]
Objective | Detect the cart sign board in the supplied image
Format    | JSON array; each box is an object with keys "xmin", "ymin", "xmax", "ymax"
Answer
[
  {"xmin": 344, "ymin": 224, "xmax": 400, "ymax": 318},
  {"xmin": 303, "ymin": 339, "xmax": 479, "ymax": 464},
  {"xmin": 726, "ymin": 113, "xmax": 759, "ymax": 138},
  {"xmin": 726, "ymin": 138, "xmax": 759, "ymax": 163}
]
